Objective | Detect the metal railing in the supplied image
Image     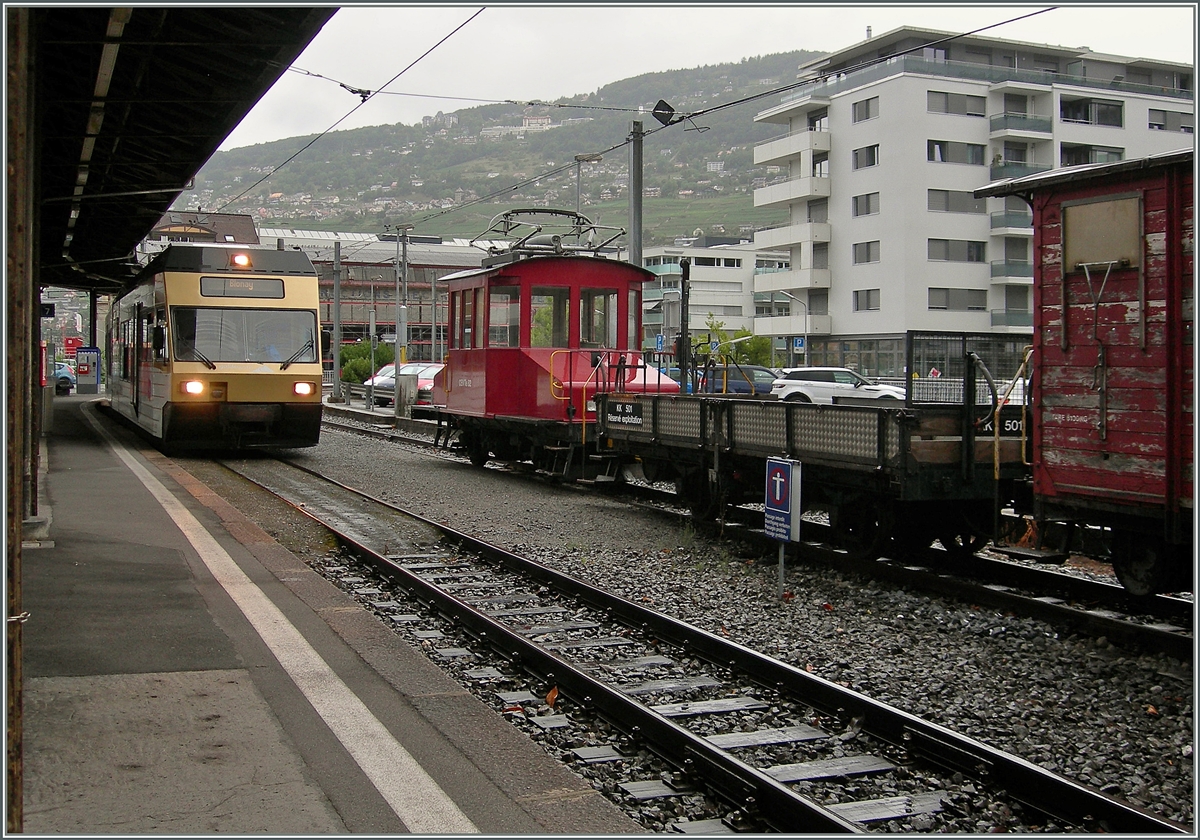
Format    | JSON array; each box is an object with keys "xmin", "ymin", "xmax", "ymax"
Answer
[{"xmin": 778, "ymin": 55, "xmax": 1193, "ymax": 108}]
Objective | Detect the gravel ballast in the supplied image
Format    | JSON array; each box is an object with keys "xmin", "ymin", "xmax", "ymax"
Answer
[{"xmin": 188, "ymin": 427, "xmax": 1194, "ymax": 829}]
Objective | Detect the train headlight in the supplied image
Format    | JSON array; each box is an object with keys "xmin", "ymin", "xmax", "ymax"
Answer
[
  {"xmin": 230, "ymin": 252, "xmax": 252, "ymax": 269},
  {"xmin": 293, "ymin": 381, "xmax": 315, "ymax": 396},
  {"xmin": 181, "ymin": 380, "xmax": 205, "ymax": 396}
]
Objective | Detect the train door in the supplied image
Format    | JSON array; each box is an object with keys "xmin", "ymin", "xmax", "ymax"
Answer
[{"xmin": 133, "ymin": 302, "xmax": 143, "ymax": 414}]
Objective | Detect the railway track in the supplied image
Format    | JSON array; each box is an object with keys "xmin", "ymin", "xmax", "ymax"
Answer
[
  {"xmin": 217, "ymin": 452, "xmax": 1186, "ymax": 834},
  {"xmin": 321, "ymin": 414, "xmax": 1193, "ymax": 660}
]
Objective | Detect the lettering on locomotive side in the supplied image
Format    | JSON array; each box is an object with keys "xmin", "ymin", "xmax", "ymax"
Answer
[
  {"xmin": 606, "ymin": 400, "xmax": 644, "ymax": 426},
  {"xmin": 457, "ymin": 377, "xmax": 474, "ymax": 387}
]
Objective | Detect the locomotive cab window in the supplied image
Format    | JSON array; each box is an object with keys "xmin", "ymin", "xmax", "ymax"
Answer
[
  {"xmin": 530, "ymin": 286, "xmax": 570, "ymax": 348},
  {"xmin": 488, "ymin": 285, "xmax": 520, "ymax": 347},
  {"xmin": 580, "ymin": 288, "xmax": 618, "ymax": 348}
]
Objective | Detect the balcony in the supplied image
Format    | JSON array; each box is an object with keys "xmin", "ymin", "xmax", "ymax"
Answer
[
  {"xmin": 991, "ymin": 309, "xmax": 1034, "ymax": 328},
  {"xmin": 990, "ymin": 210, "xmax": 1033, "ymax": 231},
  {"xmin": 989, "ymin": 161, "xmax": 1052, "ymax": 180},
  {"xmin": 753, "ymin": 221, "xmax": 831, "ymax": 250},
  {"xmin": 754, "ymin": 176, "xmax": 830, "ymax": 209},
  {"xmin": 754, "ymin": 313, "xmax": 832, "ymax": 337},
  {"xmin": 754, "ymin": 267, "xmax": 830, "ymax": 292},
  {"xmin": 759, "ymin": 55, "xmax": 1192, "ymax": 123},
  {"xmin": 989, "ymin": 112, "xmax": 1053, "ymax": 136},
  {"xmin": 991, "ymin": 259, "xmax": 1034, "ymax": 280},
  {"xmin": 754, "ymin": 128, "xmax": 831, "ymax": 167}
]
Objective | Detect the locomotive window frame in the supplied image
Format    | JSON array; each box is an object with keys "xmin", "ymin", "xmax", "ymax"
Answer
[
  {"xmin": 488, "ymin": 285, "xmax": 520, "ymax": 348},
  {"xmin": 530, "ymin": 286, "xmax": 570, "ymax": 348},
  {"xmin": 580, "ymin": 287, "xmax": 618, "ymax": 349}
]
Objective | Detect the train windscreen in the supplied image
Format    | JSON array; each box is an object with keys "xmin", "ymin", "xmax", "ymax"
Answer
[{"xmin": 172, "ymin": 307, "xmax": 319, "ymax": 364}]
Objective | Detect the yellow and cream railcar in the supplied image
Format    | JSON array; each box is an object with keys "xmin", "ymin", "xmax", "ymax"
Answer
[{"xmin": 106, "ymin": 245, "xmax": 325, "ymax": 451}]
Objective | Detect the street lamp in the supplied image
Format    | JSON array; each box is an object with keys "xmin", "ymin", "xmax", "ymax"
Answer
[
  {"xmin": 574, "ymin": 153, "xmax": 603, "ymax": 215},
  {"xmin": 775, "ymin": 289, "xmax": 808, "ymax": 368}
]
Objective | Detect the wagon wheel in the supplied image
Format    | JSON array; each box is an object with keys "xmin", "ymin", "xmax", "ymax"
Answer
[
  {"xmin": 890, "ymin": 517, "xmax": 938, "ymax": 558},
  {"xmin": 833, "ymin": 497, "xmax": 893, "ymax": 561},
  {"xmin": 676, "ymin": 471, "xmax": 721, "ymax": 521},
  {"xmin": 937, "ymin": 529, "xmax": 987, "ymax": 560},
  {"xmin": 936, "ymin": 504, "xmax": 992, "ymax": 560},
  {"xmin": 461, "ymin": 432, "xmax": 490, "ymax": 467},
  {"xmin": 1110, "ymin": 530, "xmax": 1182, "ymax": 596}
]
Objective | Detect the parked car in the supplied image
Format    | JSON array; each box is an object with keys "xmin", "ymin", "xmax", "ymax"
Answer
[
  {"xmin": 364, "ymin": 363, "xmax": 395, "ymax": 388},
  {"xmin": 53, "ymin": 362, "xmax": 76, "ymax": 394},
  {"xmin": 372, "ymin": 362, "xmax": 445, "ymax": 406},
  {"xmin": 697, "ymin": 363, "xmax": 779, "ymax": 396},
  {"xmin": 770, "ymin": 366, "xmax": 905, "ymax": 403}
]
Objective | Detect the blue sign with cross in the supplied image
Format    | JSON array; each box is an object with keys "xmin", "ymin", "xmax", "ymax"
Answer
[{"xmin": 764, "ymin": 457, "xmax": 801, "ymax": 542}]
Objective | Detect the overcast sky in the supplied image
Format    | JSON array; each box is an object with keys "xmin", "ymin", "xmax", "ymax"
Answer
[{"xmin": 218, "ymin": 3, "xmax": 1196, "ymax": 151}]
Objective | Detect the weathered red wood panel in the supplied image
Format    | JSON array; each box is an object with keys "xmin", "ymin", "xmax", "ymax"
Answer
[{"xmin": 1032, "ymin": 160, "xmax": 1193, "ymax": 524}]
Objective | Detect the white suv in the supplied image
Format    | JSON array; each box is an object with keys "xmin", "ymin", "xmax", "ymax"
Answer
[{"xmin": 770, "ymin": 367, "xmax": 905, "ymax": 404}]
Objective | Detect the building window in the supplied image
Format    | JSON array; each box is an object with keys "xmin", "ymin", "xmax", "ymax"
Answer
[
  {"xmin": 852, "ymin": 192, "xmax": 880, "ymax": 216},
  {"xmin": 812, "ymin": 151, "xmax": 830, "ymax": 178},
  {"xmin": 852, "ymin": 144, "xmax": 879, "ymax": 170},
  {"xmin": 1149, "ymin": 109, "xmax": 1194, "ymax": 133},
  {"xmin": 927, "ymin": 91, "xmax": 986, "ymax": 117},
  {"xmin": 722, "ymin": 258, "xmax": 741, "ymax": 268},
  {"xmin": 852, "ymin": 96, "xmax": 879, "ymax": 122},
  {"xmin": 812, "ymin": 242, "xmax": 829, "ymax": 269},
  {"xmin": 807, "ymin": 109, "xmax": 829, "ymax": 131},
  {"xmin": 694, "ymin": 257, "xmax": 717, "ymax": 267},
  {"xmin": 853, "ymin": 289, "xmax": 881, "ymax": 311},
  {"xmin": 923, "ymin": 47, "xmax": 947, "ymax": 62},
  {"xmin": 853, "ymin": 240, "xmax": 881, "ymax": 264},
  {"xmin": 1060, "ymin": 143, "xmax": 1124, "ymax": 166},
  {"xmin": 1060, "ymin": 97, "xmax": 1123, "ymax": 127},
  {"xmin": 928, "ymin": 189, "xmax": 985, "ymax": 214},
  {"xmin": 807, "ymin": 198, "xmax": 828, "ymax": 223},
  {"xmin": 928, "ymin": 239, "xmax": 986, "ymax": 262},
  {"xmin": 928, "ymin": 288, "xmax": 988, "ymax": 311},
  {"xmin": 927, "ymin": 139, "xmax": 985, "ymax": 165}
]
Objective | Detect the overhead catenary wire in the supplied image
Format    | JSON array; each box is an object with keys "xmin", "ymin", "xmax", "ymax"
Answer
[
  {"xmin": 215, "ymin": 7, "xmax": 485, "ymax": 212},
  {"xmin": 411, "ymin": 8, "xmax": 1057, "ymax": 230},
  {"xmin": 220, "ymin": 8, "xmax": 1057, "ymax": 234}
]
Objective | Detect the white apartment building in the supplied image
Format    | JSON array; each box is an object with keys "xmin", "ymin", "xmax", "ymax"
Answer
[
  {"xmin": 624, "ymin": 242, "xmax": 789, "ymax": 354},
  {"xmin": 751, "ymin": 26, "xmax": 1194, "ymax": 377}
]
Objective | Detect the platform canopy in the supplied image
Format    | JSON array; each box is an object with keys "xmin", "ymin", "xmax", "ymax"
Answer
[{"xmin": 32, "ymin": 6, "xmax": 335, "ymax": 293}]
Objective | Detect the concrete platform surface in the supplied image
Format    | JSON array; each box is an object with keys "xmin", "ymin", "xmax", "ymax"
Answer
[{"xmin": 18, "ymin": 394, "xmax": 641, "ymax": 835}]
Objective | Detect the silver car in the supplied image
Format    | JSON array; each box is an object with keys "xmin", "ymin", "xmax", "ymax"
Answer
[{"xmin": 770, "ymin": 367, "xmax": 905, "ymax": 403}]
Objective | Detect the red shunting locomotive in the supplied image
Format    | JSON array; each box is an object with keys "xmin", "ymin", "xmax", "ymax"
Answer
[{"xmin": 431, "ymin": 209, "xmax": 679, "ymax": 477}]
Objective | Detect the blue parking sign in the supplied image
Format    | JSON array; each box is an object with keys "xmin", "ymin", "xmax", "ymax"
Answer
[
  {"xmin": 793, "ymin": 336, "xmax": 805, "ymax": 352},
  {"xmin": 764, "ymin": 458, "xmax": 801, "ymax": 542}
]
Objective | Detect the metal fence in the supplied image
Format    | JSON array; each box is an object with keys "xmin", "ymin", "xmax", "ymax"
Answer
[{"xmin": 903, "ymin": 331, "xmax": 1031, "ymax": 406}]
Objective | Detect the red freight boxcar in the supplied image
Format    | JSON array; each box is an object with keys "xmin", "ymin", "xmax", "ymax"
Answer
[{"xmin": 979, "ymin": 149, "xmax": 1193, "ymax": 594}]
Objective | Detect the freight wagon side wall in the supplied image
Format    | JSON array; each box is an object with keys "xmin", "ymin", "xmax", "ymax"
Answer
[{"xmin": 1031, "ymin": 162, "xmax": 1193, "ymax": 534}]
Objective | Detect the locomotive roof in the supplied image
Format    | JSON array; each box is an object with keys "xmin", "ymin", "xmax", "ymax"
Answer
[
  {"xmin": 438, "ymin": 253, "xmax": 656, "ymax": 285},
  {"xmin": 140, "ymin": 244, "xmax": 318, "ymax": 278},
  {"xmin": 975, "ymin": 148, "xmax": 1193, "ymax": 198}
]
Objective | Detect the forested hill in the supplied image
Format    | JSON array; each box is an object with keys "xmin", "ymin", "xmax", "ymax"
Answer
[{"xmin": 183, "ymin": 48, "xmax": 825, "ymax": 244}]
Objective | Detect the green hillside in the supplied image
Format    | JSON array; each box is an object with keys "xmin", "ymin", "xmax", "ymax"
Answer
[{"xmin": 184, "ymin": 49, "xmax": 824, "ymax": 246}]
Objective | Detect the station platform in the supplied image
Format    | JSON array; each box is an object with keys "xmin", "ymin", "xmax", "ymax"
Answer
[{"xmin": 18, "ymin": 393, "xmax": 640, "ymax": 835}]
